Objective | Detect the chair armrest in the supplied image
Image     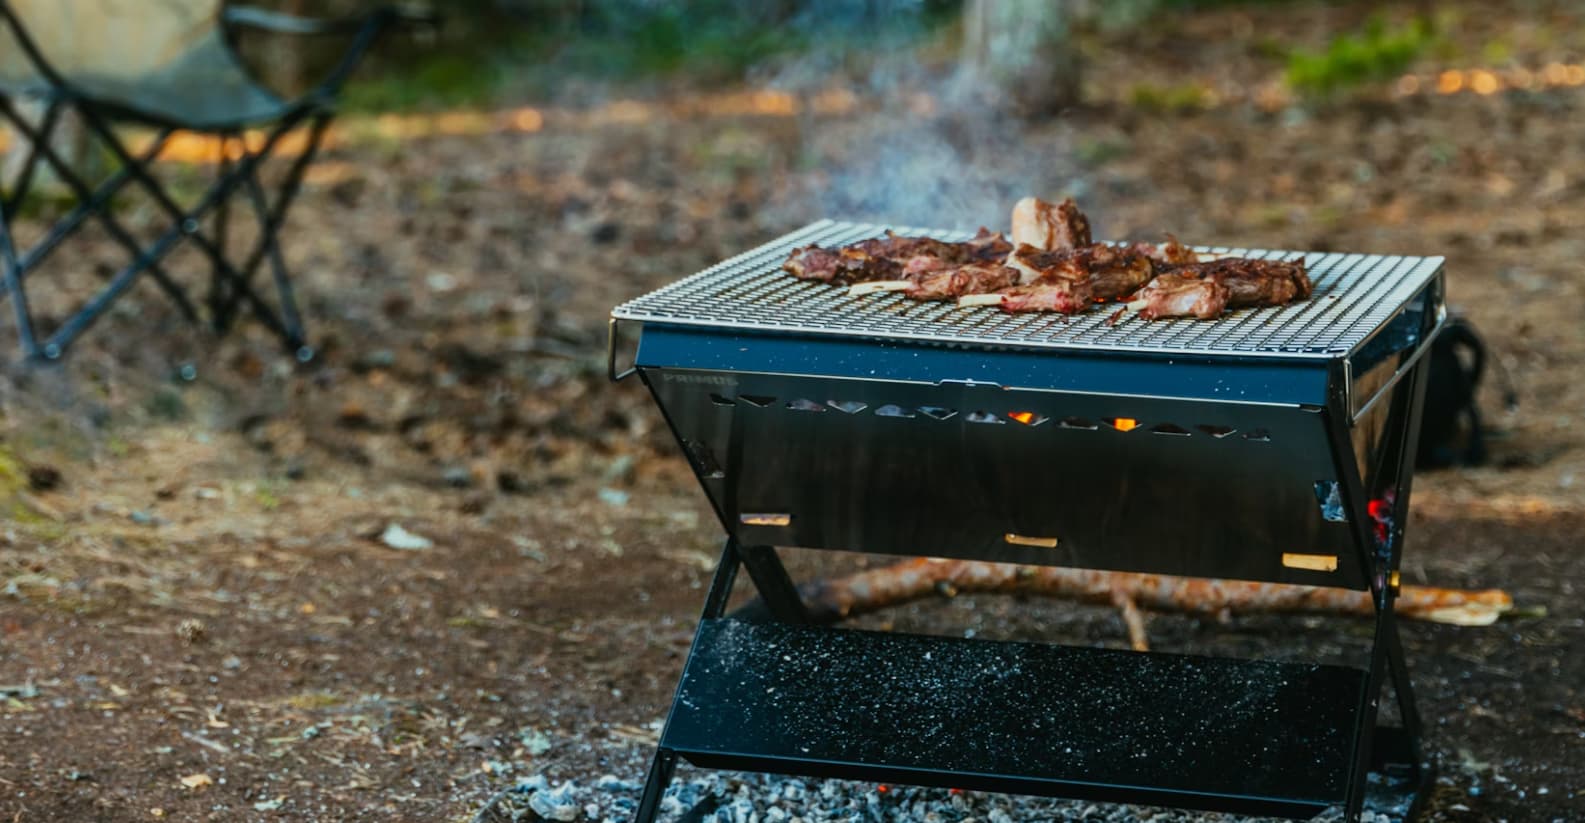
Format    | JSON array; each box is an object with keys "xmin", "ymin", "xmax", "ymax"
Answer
[
  {"xmin": 224, "ymin": 5, "xmax": 439, "ymax": 36},
  {"xmin": 223, "ymin": 7, "xmax": 367, "ymax": 35}
]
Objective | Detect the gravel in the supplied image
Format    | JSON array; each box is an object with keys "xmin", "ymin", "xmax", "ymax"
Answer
[{"xmin": 473, "ymin": 772, "xmax": 1410, "ymax": 823}]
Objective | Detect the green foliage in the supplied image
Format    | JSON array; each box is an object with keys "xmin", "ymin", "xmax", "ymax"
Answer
[
  {"xmin": 342, "ymin": 0, "xmax": 961, "ymax": 111},
  {"xmin": 1128, "ymin": 82, "xmax": 1210, "ymax": 113},
  {"xmin": 1285, "ymin": 16, "xmax": 1436, "ymax": 97},
  {"xmin": 343, "ymin": 53, "xmax": 504, "ymax": 112}
]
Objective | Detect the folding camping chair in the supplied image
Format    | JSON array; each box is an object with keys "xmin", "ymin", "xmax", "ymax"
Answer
[{"xmin": 0, "ymin": 1, "xmax": 425, "ymax": 361}]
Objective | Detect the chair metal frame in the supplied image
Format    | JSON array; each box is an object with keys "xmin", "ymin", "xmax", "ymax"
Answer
[{"xmin": 0, "ymin": 2, "xmax": 416, "ymax": 361}]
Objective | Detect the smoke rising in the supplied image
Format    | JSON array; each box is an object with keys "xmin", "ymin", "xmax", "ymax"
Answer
[{"xmin": 755, "ymin": 0, "xmax": 1087, "ymax": 232}]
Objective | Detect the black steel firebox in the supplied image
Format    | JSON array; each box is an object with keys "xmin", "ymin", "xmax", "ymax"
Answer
[{"xmin": 609, "ymin": 220, "xmax": 1446, "ymax": 822}]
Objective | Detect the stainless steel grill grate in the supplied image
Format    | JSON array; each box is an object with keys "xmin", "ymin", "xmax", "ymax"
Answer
[{"xmin": 613, "ymin": 220, "xmax": 1444, "ymax": 359}]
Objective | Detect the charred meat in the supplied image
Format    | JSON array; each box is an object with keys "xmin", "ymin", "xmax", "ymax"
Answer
[
  {"xmin": 1006, "ymin": 243, "xmax": 1154, "ymax": 300},
  {"xmin": 783, "ymin": 245, "xmax": 903, "ymax": 285},
  {"xmin": 1171, "ymin": 257, "xmax": 1312, "ymax": 308}
]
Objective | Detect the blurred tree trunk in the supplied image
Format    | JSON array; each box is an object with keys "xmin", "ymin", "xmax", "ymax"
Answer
[{"xmin": 960, "ymin": 0, "xmax": 1082, "ymax": 115}]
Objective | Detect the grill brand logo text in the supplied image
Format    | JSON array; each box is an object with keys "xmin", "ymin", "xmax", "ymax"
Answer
[{"xmin": 662, "ymin": 372, "xmax": 738, "ymax": 387}]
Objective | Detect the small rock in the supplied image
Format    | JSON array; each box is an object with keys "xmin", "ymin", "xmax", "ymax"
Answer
[
  {"xmin": 380, "ymin": 523, "xmax": 433, "ymax": 551},
  {"xmin": 175, "ymin": 619, "xmax": 206, "ymax": 645},
  {"xmin": 441, "ymin": 466, "xmax": 473, "ymax": 489},
  {"xmin": 253, "ymin": 797, "xmax": 284, "ymax": 812},
  {"xmin": 527, "ymin": 783, "xmax": 580, "ymax": 822},
  {"xmin": 496, "ymin": 470, "xmax": 531, "ymax": 494},
  {"xmin": 221, "ymin": 656, "xmax": 242, "ymax": 671},
  {"xmin": 595, "ymin": 774, "xmax": 637, "ymax": 792},
  {"xmin": 179, "ymin": 773, "xmax": 213, "ymax": 790},
  {"xmin": 26, "ymin": 464, "xmax": 62, "ymax": 492},
  {"xmin": 0, "ymin": 683, "xmax": 39, "ymax": 699},
  {"xmin": 426, "ymin": 272, "xmax": 458, "ymax": 293},
  {"xmin": 602, "ymin": 454, "xmax": 636, "ymax": 484},
  {"xmin": 520, "ymin": 728, "xmax": 553, "ymax": 756},
  {"xmin": 359, "ymin": 349, "xmax": 397, "ymax": 370},
  {"xmin": 597, "ymin": 488, "xmax": 629, "ymax": 507},
  {"xmin": 129, "ymin": 510, "xmax": 163, "ymax": 526}
]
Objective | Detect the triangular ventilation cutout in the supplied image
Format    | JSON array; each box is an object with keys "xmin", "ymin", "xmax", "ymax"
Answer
[
  {"xmin": 1151, "ymin": 422, "xmax": 1190, "ymax": 436},
  {"xmin": 875, "ymin": 404, "xmax": 915, "ymax": 418},
  {"xmin": 1197, "ymin": 424, "xmax": 1236, "ymax": 438},
  {"xmin": 739, "ymin": 395, "xmax": 775, "ymax": 408},
  {"xmin": 1059, "ymin": 416, "xmax": 1097, "ymax": 430},
  {"xmin": 919, "ymin": 406, "xmax": 958, "ymax": 421},
  {"xmin": 966, "ymin": 411, "xmax": 1005, "ymax": 425},
  {"xmin": 787, "ymin": 398, "xmax": 826, "ymax": 412},
  {"xmin": 709, "ymin": 393, "xmax": 735, "ymax": 406},
  {"xmin": 827, "ymin": 400, "xmax": 868, "ymax": 414},
  {"xmin": 1104, "ymin": 417, "xmax": 1141, "ymax": 432},
  {"xmin": 1007, "ymin": 412, "xmax": 1049, "ymax": 426},
  {"xmin": 1243, "ymin": 428, "xmax": 1272, "ymax": 442}
]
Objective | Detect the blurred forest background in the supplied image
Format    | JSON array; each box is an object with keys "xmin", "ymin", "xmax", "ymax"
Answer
[{"xmin": 4, "ymin": 1, "xmax": 1585, "ymax": 821}]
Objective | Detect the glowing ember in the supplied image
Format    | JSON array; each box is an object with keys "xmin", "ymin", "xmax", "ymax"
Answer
[
  {"xmin": 1110, "ymin": 417, "xmax": 1139, "ymax": 432},
  {"xmin": 1008, "ymin": 411, "xmax": 1037, "ymax": 425}
]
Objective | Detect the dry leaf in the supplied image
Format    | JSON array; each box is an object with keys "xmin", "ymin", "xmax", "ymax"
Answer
[{"xmin": 179, "ymin": 773, "xmax": 213, "ymax": 790}]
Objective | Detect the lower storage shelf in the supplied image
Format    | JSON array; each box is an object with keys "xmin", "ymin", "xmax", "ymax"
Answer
[{"xmin": 663, "ymin": 619, "xmax": 1367, "ymax": 819}]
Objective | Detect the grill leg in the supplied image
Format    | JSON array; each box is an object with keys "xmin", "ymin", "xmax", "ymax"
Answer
[
  {"xmin": 631, "ymin": 539, "xmax": 743, "ymax": 822},
  {"xmin": 631, "ymin": 748, "xmax": 677, "ymax": 823},
  {"xmin": 738, "ymin": 544, "xmax": 810, "ymax": 624}
]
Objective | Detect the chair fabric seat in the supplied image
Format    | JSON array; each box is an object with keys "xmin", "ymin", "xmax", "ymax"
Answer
[{"xmin": 0, "ymin": 0, "xmax": 291, "ymax": 129}]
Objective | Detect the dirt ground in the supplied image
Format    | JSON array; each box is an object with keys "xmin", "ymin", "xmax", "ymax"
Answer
[{"xmin": 2, "ymin": 2, "xmax": 1584, "ymax": 820}]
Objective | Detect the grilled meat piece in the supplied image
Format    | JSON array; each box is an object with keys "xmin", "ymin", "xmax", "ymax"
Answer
[
  {"xmin": 1128, "ymin": 274, "xmax": 1230, "ymax": 320},
  {"xmin": 1083, "ymin": 245, "xmax": 1155, "ymax": 300},
  {"xmin": 1011, "ymin": 197, "xmax": 1092, "ymax": 251},
  {"xmin": 1006, "ymin": 243, "xmax": 1088, "ymax": 285},
  {"xmin": 963, "ymin": 227, "xmax": 1014, "ymax": 263},
  {"xmin": 783, "ymin": 244, "xmax": 903, "ymax": 285},
  {"xmin": 991, "ymin": 278, "xmax": 1094, "ymax": 314},
  {"xmin": 850, "ymin": 231, "xmax": 960, "ymax": 262},
  {"xmin": 905, "ymin": 263, "xmax": 1020, "ymax": 301},
  {"xmin": 1005, "ymin": 243, "xmax": 1154, "ymax": 299},
  {"xmin": 1126, "ymin": 234, "xmax": 1199, "ymax": 266},
  {"xmin": 1171, "ymin": 257, "xmax": 1312, "ymax": 308},
  {"xmin": 794, "ymin": 229, "xmax": 1014, "ymax": 286}
]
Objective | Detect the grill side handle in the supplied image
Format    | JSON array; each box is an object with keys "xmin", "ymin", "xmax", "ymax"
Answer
[{"xmin": 608, "ymin": 317, "xmax": 638, "ymax": 382}]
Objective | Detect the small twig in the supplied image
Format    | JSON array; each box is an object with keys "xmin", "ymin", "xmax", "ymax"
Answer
[
  {"xmin": 1109, "ymin": 588, "xmax": 1150, "ymax": 651},
  {"xmin": 181, "ymin": 731, "xmax": 232, "ymax": 757}
]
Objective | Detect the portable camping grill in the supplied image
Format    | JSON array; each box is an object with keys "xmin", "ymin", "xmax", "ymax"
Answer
[{"xmin": 609, "ymin": 219, "xmax": 1445, "ymax": 822}]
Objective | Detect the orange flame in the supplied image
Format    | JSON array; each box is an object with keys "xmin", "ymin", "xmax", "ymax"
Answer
[{"xmin": 1111, "ymin": 417, "xmax": 1139, "ymax": 432}]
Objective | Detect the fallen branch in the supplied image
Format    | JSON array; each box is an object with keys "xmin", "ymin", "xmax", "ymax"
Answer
[{"xmin": 741, "ymin": 558, "xmax": 1513, "ymax": 651}]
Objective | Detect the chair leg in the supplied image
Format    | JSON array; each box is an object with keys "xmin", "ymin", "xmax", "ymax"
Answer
[
  {"xmin": 0, "ymin": 97, "xmax": 201, "ymax": 332},
  {"xmin": 240, "ymin": 169, "xmax": 307, "ymax": 356},
  {"xmin": 0, "ymin": 204, "xmax": 41, "ymax": 359},
  {"xmin": 0, "ymin": 98, "xmax": 59, "ymax": 220},
  {"xmin": 209, "ymin": 134, "xmax": 233, "ymax": 332},
  {"xmin": 218, "ymin": 113, "xmax": 332, "ymax": 356}
]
